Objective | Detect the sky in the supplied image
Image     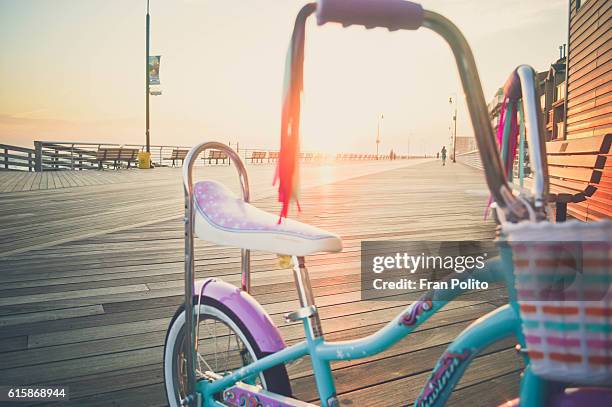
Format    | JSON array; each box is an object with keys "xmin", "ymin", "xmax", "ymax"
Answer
[{"xmin": 0, "ymin": 0, "xmax": 568, "ymax": 155}]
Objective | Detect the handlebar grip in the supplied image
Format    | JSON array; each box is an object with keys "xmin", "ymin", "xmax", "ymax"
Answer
[
  {"xmin": 502, "ymin": 70, "xmax": 521, "ymax": 101},
  {"xmin": 316, "ymin": 0, "xmax": 424, "ymax": 31}
]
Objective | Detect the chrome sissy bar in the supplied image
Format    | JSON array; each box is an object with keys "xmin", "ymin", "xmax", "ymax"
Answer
[{"xmin": 181, "ymin": 142, "xmax": 250, "ymax": 406}]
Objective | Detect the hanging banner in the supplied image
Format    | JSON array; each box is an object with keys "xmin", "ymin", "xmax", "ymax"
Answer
[{"xmin": 148, "ymin": 55, "xmax": 161, "ymax": 85}]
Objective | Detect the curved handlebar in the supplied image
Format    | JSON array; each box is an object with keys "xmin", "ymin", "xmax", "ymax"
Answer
[
  {"xmin": 420, "ymin": 10, "xmax": 524, "ymax": 219},
  {"xmin": 316, "ymin": 0, "xmax": 423, "ymax": 31}
]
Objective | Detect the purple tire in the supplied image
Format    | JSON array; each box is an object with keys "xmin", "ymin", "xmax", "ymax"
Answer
[{"xmin": 163, "ymin": 295, "xmax": 291, "ymax": 406}]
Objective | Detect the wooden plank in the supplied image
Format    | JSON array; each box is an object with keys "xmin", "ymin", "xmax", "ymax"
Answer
[
  {"xmin": 570, "ymin": 5, "xmax": 610, "ymax": 52},
  {"xmin": 292, "ymin": 339, "xmax": 519, "ymax": 400},
  {"xmin": 568, "ymin": 75, "xmax": 611, "ymax": 101},
  {"xmin": 546, "ymin": 134, "xmax": 610, "ymax": 154},
  {"xmin": 546, "ymin": 153, "xmax": 606, "ymax": 168},
  {"xmin": 567, "ymin": 100, "xmax": 612, "ymax": 127},
  {"xmin": 570, "ymin": 0, "xmax": 607, "ymax": 36},
  {"xmin": 57, "ymin": 382, "xmax": 167, "ymax": 407},
  {"xmin": 0, "ymin": 305, "xmax": 104, "ymax": 328},
  {"xmin": 567, "ymin": 82, "xmax": 612, "ymax": 110},
  {"xmin": 548, "ymin": 166, "xmax": 601, "ymax": 183},
  {"xmin": 570, "ymin": 39, "xmax": 612, "ymax": 83},
  {"xmin": 588, "ymin": 192, "xmax": 612, "ymax": 213},
  {"xmin": 0, "ymin": 336, "xmax": 28, "ymax": 354},
  {"xmin": 1, "ymin": 303, "xmax": 497, "ymax": 384},
  {"xmin": 1, "ymin": 302, "xmax": 494, "ymax": 372},
  {"xmin": 570, "ymin": 10, "xmax": 611, "ymax": 60},
  {"xmin": 568, "ymin": 67, "xmax": 611, "ymax": 98},
  {"xmin": 569, "ymin": 57, "xmax": 612, "ymax": 92},
  {"xmin": 567, "ymin": 112, "xmax": 612, "ymax": 133},
  {"xmin": 549, "ymin": 177, "xmax": 590, "ymax": 194},
  {"xmin": 329, "ymin": 348, "xmax": 521, "ymax": 406},
  {"xmin": 568, "ymin": 88, "xmax": 612, "ymax": 115},
  {"xmin": 0, "ymin": 284, "xmax": 149, "ymax": 307},
  {"xmin": 0, "ymin": 161, "xmax": 505, "ymax": 406},
  {"xmin": 570, "ymin": 37, "xmax": 612, "ymax": 75},
  {"xmin": 449, "ymin": 370, "xmax": 521, "ymax": 406}
]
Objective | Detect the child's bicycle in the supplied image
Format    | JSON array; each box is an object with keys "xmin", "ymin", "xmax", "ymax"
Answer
[{"xmin": 164, "ymin": 1, "xmax": 611, "ymax": 406}]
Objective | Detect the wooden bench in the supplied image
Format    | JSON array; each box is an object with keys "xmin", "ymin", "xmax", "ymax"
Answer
[
  {"xmin": 268, "ymin": 151, "xmax": 279, "ymax": 163},
  {"xmin": 205, "ymin": 150, "xmax": 228, "ymax": 165},
  {"xmin": 545, "ymin": 133, "xmax": 611, "ymax": 221},
  {"xmin": 249, "ymin": 151, "xmax": 266, "ymax": 164},
  {"xmin": 165, "ymin": 149, "xmax": 188, "ymax": 167},
  {"xmin": 96, "ymin": 147, "xmax": 140, "ymax": 169}
]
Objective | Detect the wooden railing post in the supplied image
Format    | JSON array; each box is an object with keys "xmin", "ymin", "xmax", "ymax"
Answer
[
  {"xmin": 228, "ymin": 142, "xmax": 232, "ymax": 167},
  {"xmin": 28, "ymin": 152, "xmax": 33, "ymax": 171},
  {"xmin": 3, "ymin": 148, "xmax": 8, "ymax": 170},
  {"xmin": 34, "ymin": 141, "xmax": 43, "ymax": 172}
]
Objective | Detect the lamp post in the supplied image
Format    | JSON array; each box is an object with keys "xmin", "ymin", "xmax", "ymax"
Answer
[
  {"xmin": 145, "ymin": 0, "xmax": 151, "ymax": 153},
  {"xmin": 448, "ymin": 95, "xmax": 457, "ymax": 163},
  {"xmin": 376, "ymin": 114, "xmax": 384, "ymax": 159}
]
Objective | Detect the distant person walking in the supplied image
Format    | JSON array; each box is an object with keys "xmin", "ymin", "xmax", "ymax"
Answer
[{"xmin": 440, "ymin": 146, "xmax": 447, "ymax": 166}]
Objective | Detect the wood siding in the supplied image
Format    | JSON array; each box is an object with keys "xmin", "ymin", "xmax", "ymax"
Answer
[{"xmin": 566, "ymin": 0, "xmax": 612, "ymax": 139}]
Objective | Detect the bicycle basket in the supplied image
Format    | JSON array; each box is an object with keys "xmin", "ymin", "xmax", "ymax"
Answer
[{"xmin": 503, "ymin": 220, "xmax": 611, "ymax": 385}]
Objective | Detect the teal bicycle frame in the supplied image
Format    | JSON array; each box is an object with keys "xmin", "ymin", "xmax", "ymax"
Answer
[
  {"xmin": 200, "ymin": 255, "xmax": 524, "ymax": 407},
  {"xmin": 180, "ymin": 2, "xmax": 554, "ymax": 406},
  {"xmin": 199, "ymin": 240, "xmax": 561, "ymax": 407}
]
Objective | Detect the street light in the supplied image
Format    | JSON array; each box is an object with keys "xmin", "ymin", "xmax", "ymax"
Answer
[
  {"xmin": 376, "ymin": 114, "xmax": 384, "ymax": 159},
  {"xmin": 145, "ymin": 0, "xmax": 151, "ymax": 153},
  {"xmin": 448, "ymin": 95, "xmax": 457, "ymax": 163}
]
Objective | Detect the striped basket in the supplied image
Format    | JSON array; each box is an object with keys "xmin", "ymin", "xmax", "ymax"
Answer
[{"xmin": 503, "ymin": 220, "xmax": 612, "ymax": 385}]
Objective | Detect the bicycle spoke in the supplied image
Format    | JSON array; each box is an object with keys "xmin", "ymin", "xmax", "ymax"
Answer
[
  {"xmin": 222, "ymin": 329, "xmax": 232, "ymax": 373},
  {"xmin": 197, "ymin": 352, "xmax": 213, "ymax": 373},
  {"xmin": 213, "ymin": 319, "xmax": 218, "ymax": 371},
  {"xmin": 183, "ymin": 314, "xmax": 264, "ymax": 390}
]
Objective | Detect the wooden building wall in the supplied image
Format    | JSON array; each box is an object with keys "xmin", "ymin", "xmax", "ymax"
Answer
[{"xmin": 566, "ymin": 0, "xmax": 612, "ymax": 139}]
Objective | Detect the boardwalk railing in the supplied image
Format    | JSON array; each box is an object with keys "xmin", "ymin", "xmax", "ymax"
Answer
[
  {"xmin": 2, "ymin": 140, "xmax": 414, "ymax": 172},
  {"xmin": 32, "ymin": 141, "xmax": 192, "ymax": 171},
  {"xmin": 456, "ymin": 149, "xmax": 483, "ymax": 171},
  {"xmin": 0, "ymin": 144, "xmax": 36, "ymax": 171},
  {"xmin": 457, "ymin": 147, "xmax": 533, "ymax": 188}
]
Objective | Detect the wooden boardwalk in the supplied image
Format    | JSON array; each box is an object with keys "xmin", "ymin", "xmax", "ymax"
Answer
[{"xmin": 0, "ymin": 160, "xmax": 520, "ymax": 406}]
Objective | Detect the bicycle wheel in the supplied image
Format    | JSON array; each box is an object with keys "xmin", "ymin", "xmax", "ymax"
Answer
[{"xmin": 163, "ymin": 297, "xmax": 291, "ymax": 406}]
